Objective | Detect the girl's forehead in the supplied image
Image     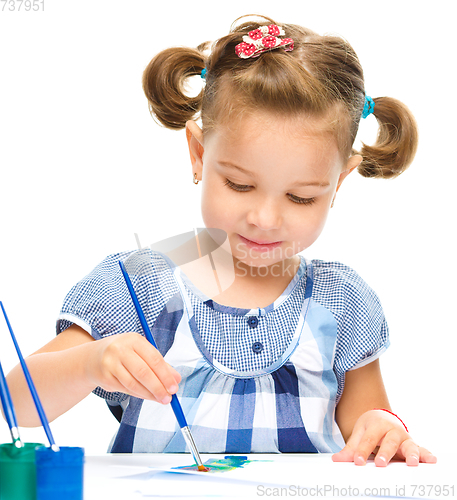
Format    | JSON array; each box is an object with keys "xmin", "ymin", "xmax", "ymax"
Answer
[
  {"xmin": 205, "ymin": 111, "xmax": 344, "ymax": 170},
  {"xmin": 207, "ymin": 109, "xmax": 342, "ymax": 146}
]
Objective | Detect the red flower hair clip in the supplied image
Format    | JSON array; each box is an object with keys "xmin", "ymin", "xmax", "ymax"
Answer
[{"xmin": 235, "ymin": 24, "xmax": 294, "ymax": 59}]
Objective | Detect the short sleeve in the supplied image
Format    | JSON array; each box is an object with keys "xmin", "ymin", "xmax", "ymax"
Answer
[
  {"xmin": 56, "ymin": 249, "xmax": 178, "ymax": 402},
  {"xmin": 311, "ymin": 260, "xmax": 390, "ymax": 401},
  {"xmin": 57, "ymin": 251, "xmax": 138, "ymax": 339}
]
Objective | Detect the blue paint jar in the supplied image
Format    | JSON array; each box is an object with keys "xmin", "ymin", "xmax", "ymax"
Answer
[{"xmin": 35, "ymin": 446, "xmax": 84, "ymax": 500}]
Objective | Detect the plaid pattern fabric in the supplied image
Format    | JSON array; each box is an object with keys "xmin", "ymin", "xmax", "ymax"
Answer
[{"xmin": 57, "ymin": 249, "xmax": 389, "ymax": 453}]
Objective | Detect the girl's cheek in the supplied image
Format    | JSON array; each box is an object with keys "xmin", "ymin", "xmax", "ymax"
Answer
[
  {"xmin": 292, "ymin": 205, "xmax": 329, "ymax": 246},
  {"xmin": 200, "ymin": 191, "xmax": 229, "ymax": 229}
]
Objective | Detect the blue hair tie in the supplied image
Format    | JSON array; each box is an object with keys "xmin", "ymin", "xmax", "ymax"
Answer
[
  {"xmin": 362, "ymin": 95, "xmax": 375, "ymax": 119},
  {"xmin": 200, "ymin": 68, "xmax": 207, "ymax": 80}
]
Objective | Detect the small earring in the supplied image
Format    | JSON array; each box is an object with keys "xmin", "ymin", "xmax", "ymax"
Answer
[{"xmin": 193, "ymin": 173, "xmax": 199, "ymax": 185}]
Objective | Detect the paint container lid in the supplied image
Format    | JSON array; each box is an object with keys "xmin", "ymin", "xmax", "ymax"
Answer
[
  {"xmin": 35, "ymin": 446, "xmax": 84, "ymax": 500},
  {"xmin": 0, "ymin": 442, "xmax": 45, "ymax": 500}
]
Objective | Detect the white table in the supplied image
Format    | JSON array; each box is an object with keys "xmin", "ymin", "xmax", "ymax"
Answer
[{"xmin": 84, "ymin": 452, "xmax": 454, "ymax": 499}]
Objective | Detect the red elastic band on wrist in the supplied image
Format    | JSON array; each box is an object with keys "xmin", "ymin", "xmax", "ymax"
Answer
[{"xmin": 373, "ymin": 408, "xmax": 408, "ymax": 432}]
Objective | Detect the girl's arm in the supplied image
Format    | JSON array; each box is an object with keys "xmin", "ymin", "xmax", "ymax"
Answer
[
  {"xmin": 334, "ymin": 359, "xmax": 390, "ymax": 440},
  {"xmin": 5, "ymin": 324, "xmax": 181, "ymax": 426},
  {"xmin": 333, "ymin": 359, "xmax": 436, "ymax": 466}
]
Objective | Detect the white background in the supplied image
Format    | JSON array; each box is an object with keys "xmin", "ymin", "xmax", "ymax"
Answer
[{"xmin": 0, "ymin": 0, "xmax": 455, "ymax": 458}]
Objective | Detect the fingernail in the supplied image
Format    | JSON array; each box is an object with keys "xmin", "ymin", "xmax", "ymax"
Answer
[
  {"xmin": 161, "ymin": 395, "xmax": 171, "ymax": 404},
  {"xmin": 355, "ymin": 455, "xmax": 366, "ymax": 466},
  {"xmin": 168, "ymin": 384, "xmax": 178, "ymax": 394},
  {"xmin": 377, "ymin": 456, "xmax": 387, "ymax": 467},
  {"xmin": 408, "ymin": 455, "xmax": 419, "ymax": 466}
]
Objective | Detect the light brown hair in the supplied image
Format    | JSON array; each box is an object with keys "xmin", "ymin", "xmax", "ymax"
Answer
[{"xmin": 142, "ymin": 15, "xmax": 418, "ymax": 179}]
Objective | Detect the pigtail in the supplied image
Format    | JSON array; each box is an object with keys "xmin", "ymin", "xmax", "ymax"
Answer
[
  {"xmin": 357, "ymin": 97, "xmax": 418, "ymax": 178},
  {"xmin": 142, "ymin": 44, "xmax": 208, "ymax": 129}
]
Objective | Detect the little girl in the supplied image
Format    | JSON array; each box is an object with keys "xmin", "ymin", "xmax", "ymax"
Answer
[{"xmin": 6, "ymin": 15, "xmax": 436, "ymax": 466}]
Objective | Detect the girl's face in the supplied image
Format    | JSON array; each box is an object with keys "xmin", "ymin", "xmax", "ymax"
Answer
[{"xmin": 187, "ymin": 112, "xmax": 361, "ymax": 276}]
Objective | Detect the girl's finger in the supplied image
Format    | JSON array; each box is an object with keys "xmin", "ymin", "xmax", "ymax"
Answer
[
  {"xmin": 332, "ymin": 421, "xmax": 367, "ymax": 462},
  {"xmin": 121, "ymin": 351, "xmax": 172, "ymax": 404},
  {"xmin": 415, "ymin": 446, "xmax": 437, "ymax": 464},
  {"xmin": 374, "ymin": 429, "xmax": 404, "ymax": 467},
  {"xmin": 107, "ymin": 363, "xmax": 157, "ymax": 401},
  {"xmin": 332, "ymin": 444, "xmax": 356, "ymax": 462},
  {"xmin": 393, "ymin": 437, "xmax": 421, "ymax": 466},
  {"xmin": 396, "ymin": 441, "xmax": 437, "ymax": 466},
  {"xmin": 353, "ymin": 429, "xmax": 385, "ymax": 465},
  {"xmin": 134, "ymin": 340, "xmax": 181, "ymax": 394}
]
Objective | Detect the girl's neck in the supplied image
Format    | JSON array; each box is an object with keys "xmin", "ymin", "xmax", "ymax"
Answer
[
  {"xmin": 181, "ymin": 253, "xmax": 301, "ymax": 309},
  {"xmin": 212, "ymin": 257, "xmax": 301, "ymax": 309}
]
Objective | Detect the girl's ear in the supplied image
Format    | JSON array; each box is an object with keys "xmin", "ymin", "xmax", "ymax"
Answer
[
  {"xmin": 335, "ymin": 154, "xmax": 362, "ymax": 193},
  {"xmin": 185, "ymin": 120, "xmax": 204, "ymax": 181}
]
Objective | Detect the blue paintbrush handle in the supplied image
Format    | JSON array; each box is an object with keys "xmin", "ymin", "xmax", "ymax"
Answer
[
  {"xmin": 170, "ymin": 394, "xmax": 187, "ymax": 429},
  {"xmin": 119, "ymin": 261, "xmax": 187, "ymax": 429},
  {"xmin": 0, "ymin": 359, "xmax": 18, "ymax": 432},
  {"xmin": 0, "ymin": 301, "xmax": 58, "ymax": 450}
]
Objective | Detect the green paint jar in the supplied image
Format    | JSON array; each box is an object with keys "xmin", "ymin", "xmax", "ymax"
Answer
[{"xmin": 0, "ymin": 442, "xmax": 45, "ymax": 500}]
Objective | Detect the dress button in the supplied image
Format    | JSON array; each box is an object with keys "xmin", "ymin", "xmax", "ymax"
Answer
[
  {"xmin": 247, "ymin": 316, "xmax": 258, "ymax": 328},
  {"xmin": 252, "ymin": 342, "xmax": 263, "ymax": 353}
]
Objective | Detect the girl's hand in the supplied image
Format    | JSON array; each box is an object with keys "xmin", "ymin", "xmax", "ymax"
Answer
[
  {"xmin": 332, "ymin": 409, "xmax": 437, "ymax": 467},
  {"xmin": 86, "ymin": 332, "xmax": 181, "ymax": 404}
]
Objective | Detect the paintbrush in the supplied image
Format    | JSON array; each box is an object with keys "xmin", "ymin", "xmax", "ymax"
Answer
[
  {"xmin": 0, "ymin": 301, "xmax": 59, "ymax": 452},
  {"xmin": 0, "ymin": 356, "xmax": 23, "ymax": 448},
  {"xmin": 119, "ymin": 261, "xmax": 207, "ymax": 471}
]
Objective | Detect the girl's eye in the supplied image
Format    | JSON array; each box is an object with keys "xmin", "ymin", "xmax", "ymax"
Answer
[
  {"xmin": 288, "ymin": 194, "xmax": 316, "ymax": 205},
  {"xmin": 224, "ymin": 179, "xmax": 316, "ymax": 206},
  {"xmin": 224, "ymin": 179, "xmax": 251, "ymax": 192}
]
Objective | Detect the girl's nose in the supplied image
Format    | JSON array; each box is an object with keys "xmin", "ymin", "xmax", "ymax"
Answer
[{"xmin": 246, "ymin": 199, "xmax": 282, "ymax": 230}]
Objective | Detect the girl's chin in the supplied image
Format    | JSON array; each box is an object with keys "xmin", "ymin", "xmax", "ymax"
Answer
[{"xmin": 232, "ymin": 254, "xmax": 299, "ymax": 274}]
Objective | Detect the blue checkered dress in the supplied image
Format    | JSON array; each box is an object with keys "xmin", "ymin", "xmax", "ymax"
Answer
[{"xmin": 57, "ymin": 249, "xmax": 389, "ymax": 453}]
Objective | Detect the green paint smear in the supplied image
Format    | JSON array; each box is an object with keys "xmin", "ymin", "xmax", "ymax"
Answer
[{"xmin": 173, "ymin": 455, "xmax": 272, "ymax": 473}]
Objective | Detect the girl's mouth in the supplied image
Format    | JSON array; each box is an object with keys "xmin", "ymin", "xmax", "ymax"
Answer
[{"xmin": 238, "ymin": 235, "xmax": 283, "ymax": 252}]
